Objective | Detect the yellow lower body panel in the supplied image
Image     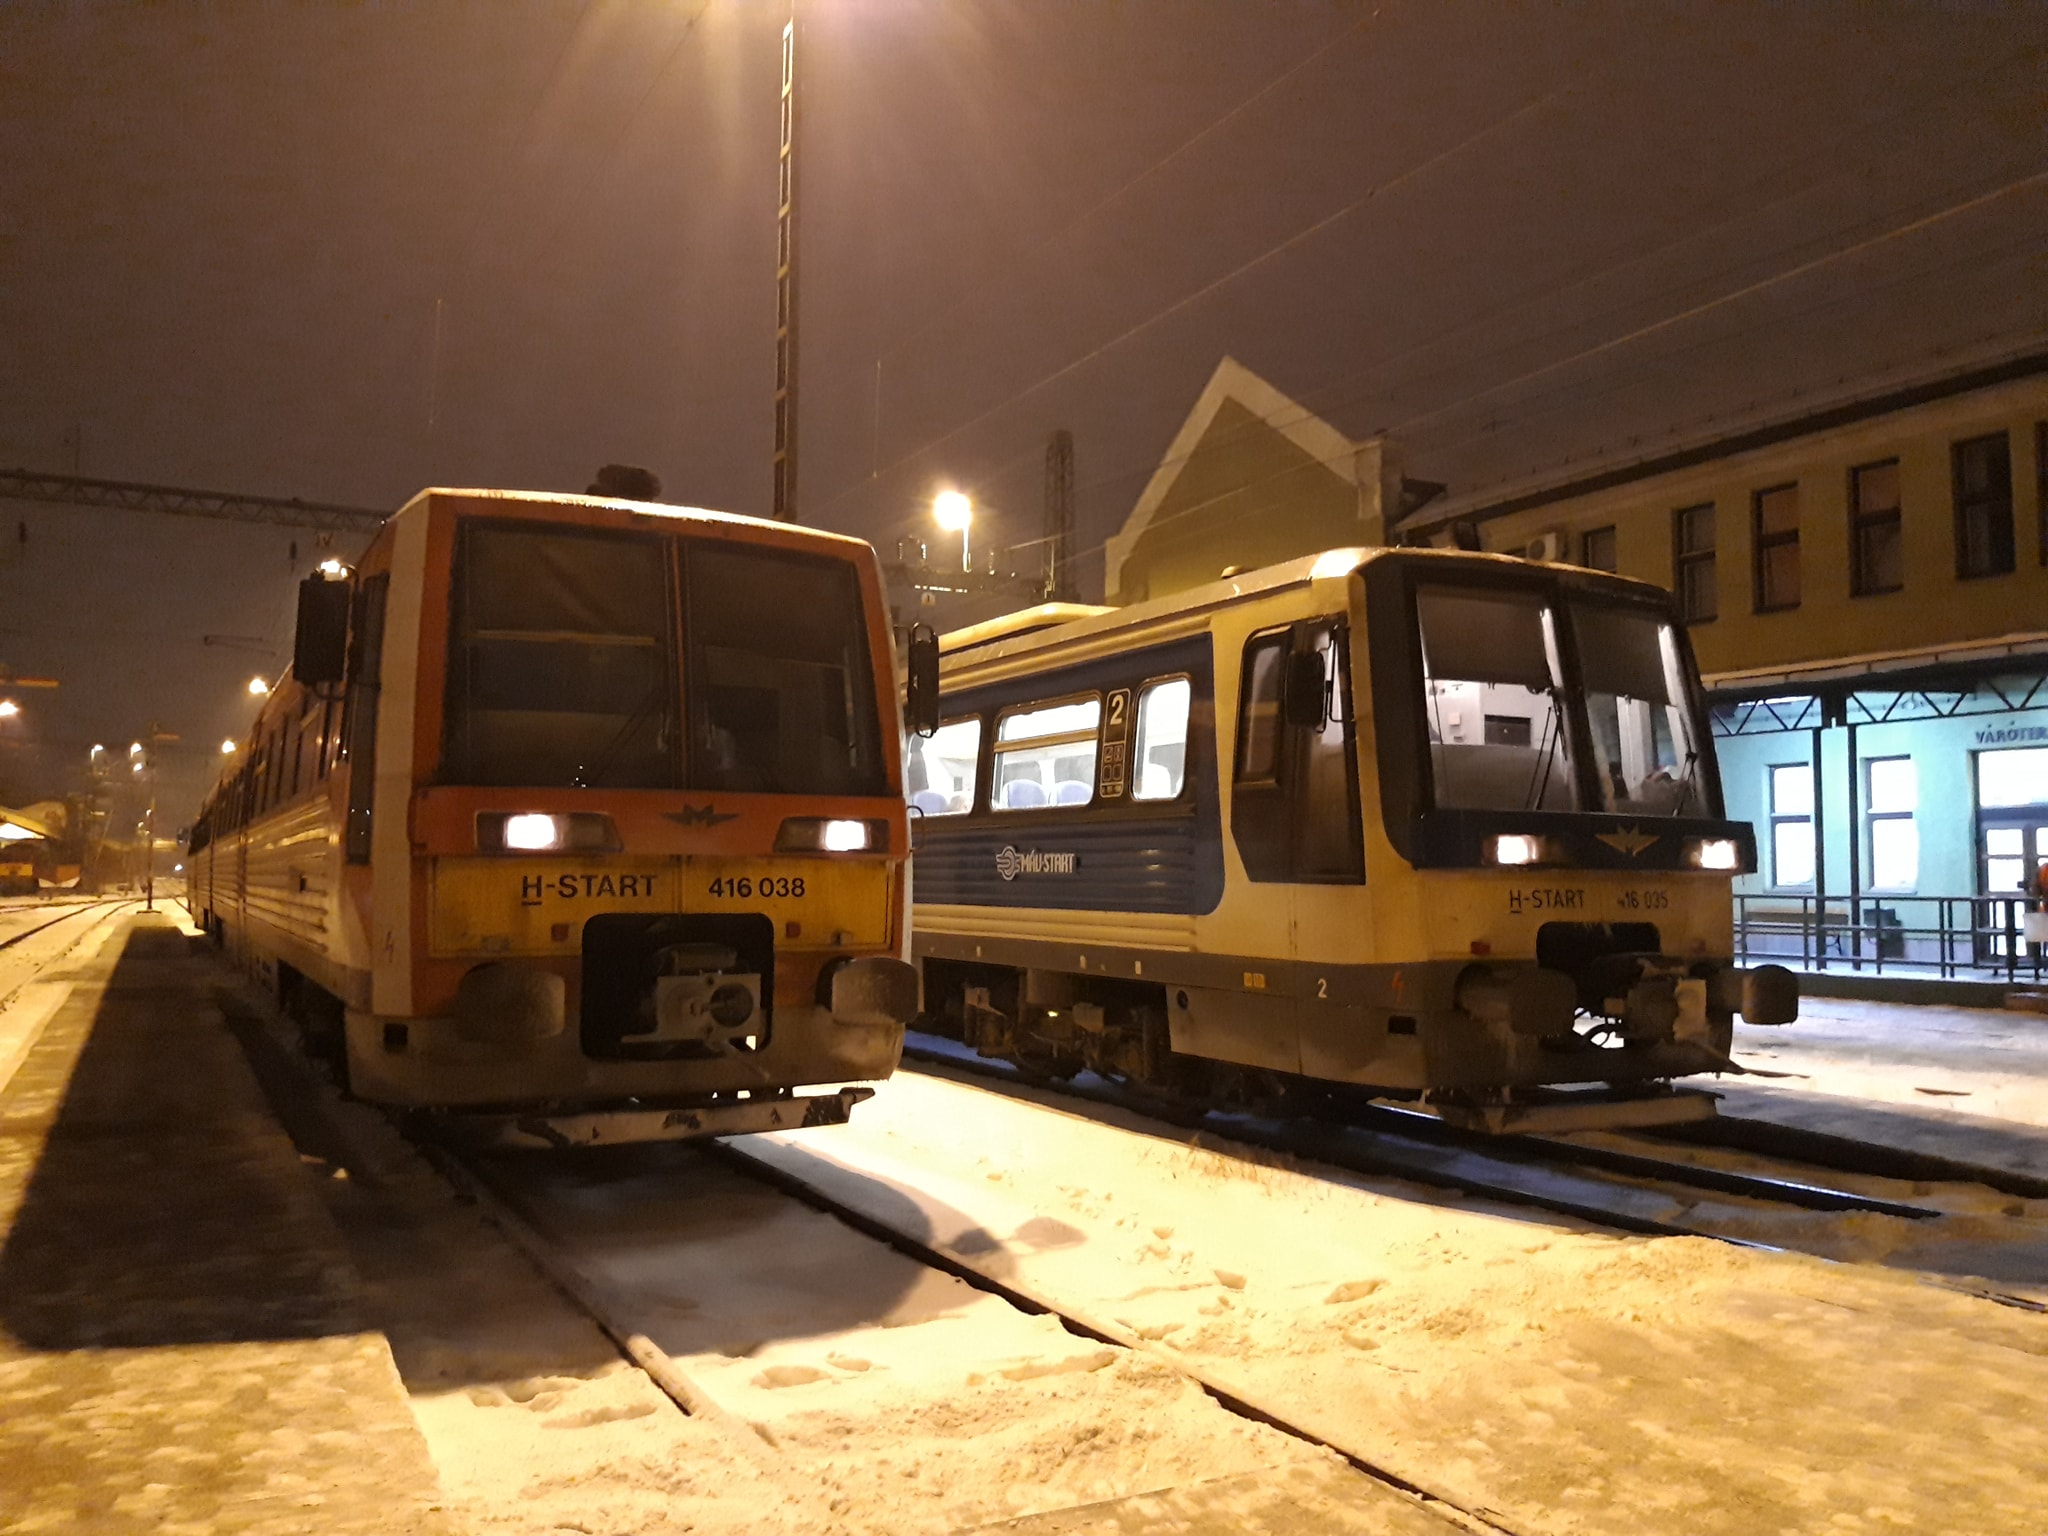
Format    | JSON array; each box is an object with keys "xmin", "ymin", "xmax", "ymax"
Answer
[{"xmin": 428, "ymin": 855, "xmax": 892, "ymax": 958}]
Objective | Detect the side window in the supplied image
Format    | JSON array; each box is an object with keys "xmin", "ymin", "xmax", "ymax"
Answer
[
  {"xmin": 1131, "ymin": 677, "xmax": 1191, "ymax": 801},
  {"xmin": 906, "ymin": 717, "xmax": 982, "ymax": 816},
  {"xmin": 991, "ymin": 695, "xmax": 1099, "ymax": 810},
  {"xmin": 1234, "ymin": 634, "xmax": 1288, "ymax": 783}
]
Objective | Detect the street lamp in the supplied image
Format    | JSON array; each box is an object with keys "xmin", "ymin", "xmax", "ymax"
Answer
[{"xmin": 934, "ymin": 490, "xmax": 973, "ymax": 573}]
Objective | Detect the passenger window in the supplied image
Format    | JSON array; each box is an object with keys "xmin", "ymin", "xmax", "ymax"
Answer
[
  {"xmin": 992, "ymin": 696, "xmax": 1099, "ymax": 810},
  {"xmin": 1131, "ymin": 677, "xmax": 1191, "ymax": 800},
  {"xmin": 906, "ymin": 717, "xmax": 982, "ymax": 816}
]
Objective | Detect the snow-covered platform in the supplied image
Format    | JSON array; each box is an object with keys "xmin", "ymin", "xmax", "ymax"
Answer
[
  {"xmin": 1728, "ymin": 993, "xmax": 2048, "ymax": 1178},
  {"xmin": 0, "ymin": 912, "xmax": 451, "ymax": 1533}
]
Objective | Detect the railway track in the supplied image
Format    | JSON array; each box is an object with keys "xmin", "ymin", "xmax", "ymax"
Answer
[
  {"xmin": 439, "ymin": 1138, "xmax": 1522, "ymax": 1535},
  {"xmin": 896, "ymin": 1034, "xmax": 2047, "ymax": 1315},
  {"xmin": 0, "ymin": 898, "xmax": 134, "ymax": 998},
  {"xmin": 216, "ymin": 966, "xmax": 1519, "ymax": 1534}
]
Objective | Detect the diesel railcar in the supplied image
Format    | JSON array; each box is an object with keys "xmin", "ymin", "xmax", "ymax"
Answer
[
  {"xmin": 189, "ymin": 488, "xmax": 927, "ymax": 1147},
  {"xmin": 905, "ymin": 546, "xmax": 1797, "ymax": 1133}
]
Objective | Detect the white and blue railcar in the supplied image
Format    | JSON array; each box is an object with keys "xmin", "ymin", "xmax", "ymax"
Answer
[{"xmin": 906, "ymin": 546, "xmax": 1797, "ymax": 1133}]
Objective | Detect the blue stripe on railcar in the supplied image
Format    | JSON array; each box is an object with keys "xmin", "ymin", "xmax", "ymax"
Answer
[{"xmin": 914, "ymin": 636, "xmax": 1225, "ymax": 915}]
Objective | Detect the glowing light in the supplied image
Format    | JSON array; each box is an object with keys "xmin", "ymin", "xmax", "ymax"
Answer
[
  {"xmin": 821, "ymin": 819, "xmax": 871, "ymax": 852},
  {"xmin": 132, "ymin": 762, "xmax": 145, "ymax": 775},
  {"xmin": 130, "ymin": 742, "xmax": 144, "ymax": 756},
  {"xmin": 0, "ymin": 699, "xmax": 17, "ymax": 719},
  {"xmin": 1697, "ymin": 837, "xmax": 1739, "ymax": 871},
  {"xmin": 221, "ymin": 739, "xmax": 238, "ymax": 755},
  {"xmin": 1493, "ymin": 834, "xmax": 1539, "ymax": 866},
  {"xmin": 0, "ymin": 824, "xmax": 37, "ymax": 842},
  {"xmin": 248, "ymin": 677, "xmax": 270, "ymax": 696},
  {"xmin": 173, "ymin": 863, "xmax": 184, "ymax": 873},
  {"xmin": 1310, "ymin": 548, "xmax": 1367, "ymax": 581},
  {"xmin": 318, "ymin": 558, "xmax": 347, "ymax": 576},
  {"xmin": 933, "ymin": 490, "xmax": 973, "ymax": 532},
  {"xmin": 503, "ymin": 814, "xmax": 563, "ymax": 852}
]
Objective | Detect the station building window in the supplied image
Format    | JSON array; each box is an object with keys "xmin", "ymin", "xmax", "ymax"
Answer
[
  {"xmin": 991, "ymin": 695, "xmax": 1099, "ymax": 810},
  {"xmin": 1672, "ymin": 503, "xmax": 1716, "ymax": 623},
  {"xmin": 1580, "ymin": 525, "xmax": 1617, "ymax": 573},
  {"xmin": 1131, "ymin": 677, "xmax": 1191, "ymax": 801},
  {"xmin": 1864, "ymin": 755, "xmax": 1918, "ymax": 891},
  {"xmin": 1952, "ymin": 431, "xmax": 2014, "ymax": 579},
  {"xmin": 1769, "ymin": 762, "xmax": 1815, "ymax": 889},
  {"xmin": 1849, "ymin": 459, "xmax": 1903, "ymax": 597},
  {"xmin": 1752, "ymin": 484, "xmax": 1801, "ymax": 613},
  {"xmin": 905, "ymin": 717, "xmax": 981, "ymax": 816}
]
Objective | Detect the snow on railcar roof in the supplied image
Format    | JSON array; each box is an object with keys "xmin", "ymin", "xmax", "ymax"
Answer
[{"xmin": 388, "ymin": 487, "xmax": 876, "ymax": 551}]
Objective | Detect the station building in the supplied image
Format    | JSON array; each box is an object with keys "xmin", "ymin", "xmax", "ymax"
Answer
[{"xmin": 1106, "ymin": 354, "xmax": 2048, "ymax": 982}]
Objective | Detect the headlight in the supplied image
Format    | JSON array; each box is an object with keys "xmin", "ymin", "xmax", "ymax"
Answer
[
  {"xmin": 1694, "ymin": 837, "xmax": 1739, "ymax": 871},
  {"xmin": 775, "ymin": 817, "xmax": 889, "ymax": 853},
  {"xmin": 475, "ymin": 812, "xmax": 621, "ymax": 854},
  {"xmin": 1492, "ymin": 833, "xmax": 1541, "ymax": 866}
]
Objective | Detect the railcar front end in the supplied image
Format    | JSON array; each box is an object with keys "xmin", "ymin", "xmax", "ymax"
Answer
[
  {"xmin": 194, "ymin": 489, "xmax": 923, "ymax": 1147},
  {"xmin": 908, "ymin": 547, "xmax": 1796, "ymax": 1134}
]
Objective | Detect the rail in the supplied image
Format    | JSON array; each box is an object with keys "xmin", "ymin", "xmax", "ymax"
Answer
[{"xmin": 1733, "ymin": 892, "xmax": 2048, "ymax": 982}]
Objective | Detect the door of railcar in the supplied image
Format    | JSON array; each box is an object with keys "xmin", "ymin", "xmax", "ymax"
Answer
[{"xmin": 1223, "ymin": 616, "xmax": 1368, "ymax": 1073}]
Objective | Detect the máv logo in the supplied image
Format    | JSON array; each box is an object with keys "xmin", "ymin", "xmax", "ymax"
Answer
[{"xmin": 996, "ymin": 845, "xmax": 1079, "ymax": 881}]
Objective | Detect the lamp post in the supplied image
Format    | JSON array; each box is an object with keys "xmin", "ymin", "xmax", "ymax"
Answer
[{"xmin": 934, "ymin": 490, "xmax": 973, "ymax": 574}]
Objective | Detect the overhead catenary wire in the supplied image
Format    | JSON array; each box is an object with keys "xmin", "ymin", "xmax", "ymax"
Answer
[{"xmin": 814, "ymin": 41, "xmax": 2044, "ymax": 583}]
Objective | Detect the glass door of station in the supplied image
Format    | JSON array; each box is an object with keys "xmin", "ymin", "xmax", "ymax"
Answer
[{"xmin": 1977, "ymin": 747, "xmax": 2048, "ymax": 959}]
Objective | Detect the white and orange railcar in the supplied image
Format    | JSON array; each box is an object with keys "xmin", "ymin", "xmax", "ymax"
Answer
[{"xmin": 188, "ymin": 488, "xmax": 928, "ymax": 1146}]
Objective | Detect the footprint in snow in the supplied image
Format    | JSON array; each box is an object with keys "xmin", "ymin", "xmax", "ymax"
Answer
[
  {"xmin": 1324, "ymin": 1279, "xmax": 1385, "ymax": 1304},
  {"xmin": 752, "ymin": 1363, "xmax": 832, "ymax": 1389},
  {"xmin": 544, "ymin": 1401, "xmax": 659, "ymax": 1429}
]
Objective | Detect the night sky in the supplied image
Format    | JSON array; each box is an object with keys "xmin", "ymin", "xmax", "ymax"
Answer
[{"xmin": 2, "ymin": 1, "xmax": 2043, "ymax": 821}]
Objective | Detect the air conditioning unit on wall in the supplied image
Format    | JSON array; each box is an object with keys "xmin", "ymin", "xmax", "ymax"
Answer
[{"xmin": 1522, "ymin": 530, "xmax": 1566, "ymax": 563}]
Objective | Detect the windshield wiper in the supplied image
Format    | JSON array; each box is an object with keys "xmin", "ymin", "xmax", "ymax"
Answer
[
  {"xmin": 577, "ymin": 677, "xmax": 670, "ymax": 788},
  {"xmin": 1666, "ymin": 748, "xmax": 1700, "ymax": 817}
]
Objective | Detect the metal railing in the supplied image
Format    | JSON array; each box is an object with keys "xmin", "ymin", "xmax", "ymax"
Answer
[{"xmin": 1733, "ymin": 893, "xmax": 2048, "ymax": 982}]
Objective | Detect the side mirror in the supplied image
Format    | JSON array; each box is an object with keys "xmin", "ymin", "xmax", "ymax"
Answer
[
  {"xmin": 293, "ymin": 575, "xmax": 351, "ymax": 687},
  {"xmin": 904, "ymin": 624, "xmax": 941, "ymax": 739},
  {"xmin": 1280, "ymin": 649, "xmax": 1327, "ymax": 730}
]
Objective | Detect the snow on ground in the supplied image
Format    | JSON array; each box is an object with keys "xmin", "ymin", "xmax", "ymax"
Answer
[
  {"xmin": 1733, "ymin": 996, "xmax": 2048, "ymax": 1127},
  {"xmin": 491, "ymin": 1146, "xmax": 1377, "ymax": 1535},
  {"xmin": 735, "ymin": 1070, "xmax": 2048, "ymax": 1536}
]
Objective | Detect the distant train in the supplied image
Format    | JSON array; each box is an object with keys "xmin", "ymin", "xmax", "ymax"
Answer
[
  {"xmin": 189, "ymin": 488, "xmax": 931, "ymax": 1147},
  {"xmin": 905, "ymin": 546, "xmax": 1797, "ymax": 1133}
]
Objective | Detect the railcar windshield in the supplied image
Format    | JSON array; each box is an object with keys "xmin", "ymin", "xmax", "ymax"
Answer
[
  {"xmin": 442, "ymin": 521, "xmax": 884, "ymax": 795},
  {"xmin": 1414, "ymin": 582, "xmax": 1714, "ymax": 817}
]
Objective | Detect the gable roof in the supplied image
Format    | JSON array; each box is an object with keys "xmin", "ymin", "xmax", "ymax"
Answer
[{"xmin": 1103, "ymin": 357, "xmax": 1365, "ymax": 600}]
